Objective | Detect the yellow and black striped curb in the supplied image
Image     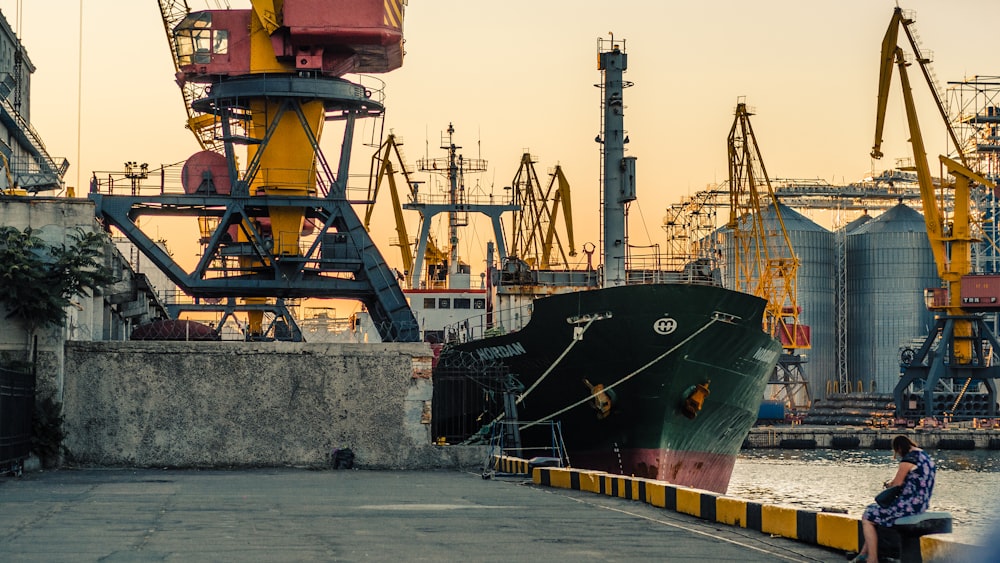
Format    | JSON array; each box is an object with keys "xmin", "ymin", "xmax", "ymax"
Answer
[
  {"xmin": 490, "ymin": 455, "xmax": 530, "ymax": 475},
  {"xmin": 528, "ymin": 465, "xmax": 964, "ymax": 561}
]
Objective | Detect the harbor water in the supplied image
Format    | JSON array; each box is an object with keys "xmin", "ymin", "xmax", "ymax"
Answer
[{"xmin": 729, "ymin": 448, "xmax": 1000, "ymax": 546}]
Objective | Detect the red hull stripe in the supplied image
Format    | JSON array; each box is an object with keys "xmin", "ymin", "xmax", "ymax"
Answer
[{"xmin": 570, "ymin": 447, "xmax": 736, "ymax": 494}]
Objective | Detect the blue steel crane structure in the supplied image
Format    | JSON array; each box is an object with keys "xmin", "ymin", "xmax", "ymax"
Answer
[{"xmin": 89, "ymin": 0, "xmax": 417, "ymax": 342}]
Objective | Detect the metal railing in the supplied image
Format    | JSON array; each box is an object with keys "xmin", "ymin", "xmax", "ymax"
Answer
[
  {"xmin": 442, "ymin": 301, "xmax": 535, "ymax": 344},
  {"xmin": 88, "ymin": 161, "xmax": 377, "ymax": 203}
]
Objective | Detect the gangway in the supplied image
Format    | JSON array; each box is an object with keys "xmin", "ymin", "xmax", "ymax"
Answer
[{"xmin": 482, "ymin": 420, "xmax": 569, "ymax": 479}]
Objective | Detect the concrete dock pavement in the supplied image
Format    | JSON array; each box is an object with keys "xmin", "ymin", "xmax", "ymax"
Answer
[{"xmin": 0, "ymin": 468, "xmax": 848, "ymax": 562}]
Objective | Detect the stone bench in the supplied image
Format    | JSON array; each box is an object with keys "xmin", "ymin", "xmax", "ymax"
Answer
[{"xmin": 879, "ymin": 511, "xmax": 953, "ymax": 562}]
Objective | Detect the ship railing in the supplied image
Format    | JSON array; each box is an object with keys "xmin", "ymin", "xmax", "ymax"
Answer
[
  {"xmin": 500, "ymin": 263, "xmax": 723, "ymax": 289},
  {"xmin": 625, "ymin": 254, "xmax": 723, "ymax": 287},
  {"xmin": 442, "ymin": 301, "xmax": 535, "ymax": 344},
  {"xmin": 408, "ymin": 191, "xmax": 514, "ymax": 207},
  {"xmin": 624, "ymin": 269, "xmax": 721, "ymax": 286}
]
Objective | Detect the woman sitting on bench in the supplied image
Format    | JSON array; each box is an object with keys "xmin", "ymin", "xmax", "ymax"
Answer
[{"xmin": 852, "ymin": 435, "xmax": 936, "ymax": 562}]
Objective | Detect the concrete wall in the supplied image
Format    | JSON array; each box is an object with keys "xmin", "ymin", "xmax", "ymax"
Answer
[{"xmin": 63, "ymin": 341, "xmax": 484, "ymax": 469}]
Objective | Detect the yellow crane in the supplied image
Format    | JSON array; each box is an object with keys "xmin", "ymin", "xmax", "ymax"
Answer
[
  {"xmin": 872, "ymin": 7, "xmax": 1000, "ymax": 420},
  {"xmin": 873, "ymin": 7, "xmax": 994, "ymax": 355},
  {"xmin": 365, "ymin": 134, "xmax": 418, "ymax": 279},
  {"xmin": 508, "ymin": 153, "xmax": 576, "ymax": 269},
  {"xmin": 364, "ymin": 134, "xmax": 451, "ymax": 288},
  {"xmin": 728, "ymin": 102, "xmax": 808, "ymax": 349},
  {"xmin": 727, "ymin": 100, "xmax": 810, "ymax": 409}
]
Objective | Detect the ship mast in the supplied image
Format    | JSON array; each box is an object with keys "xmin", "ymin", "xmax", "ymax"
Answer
[
  {"xmin": 411, "ymin": 125, "xmax": 514, "ymax": 289},
  {"xmin": 444, "ymin": 124, "xmax": 464, "ymax": 278},
  {"xmin": 598, "ymin": 37, "xmax": 636, "ymax": 288}
]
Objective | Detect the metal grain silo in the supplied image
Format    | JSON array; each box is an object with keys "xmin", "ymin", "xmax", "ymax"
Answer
[
  {"xmin": 842, "ymin": 214, "xmax": 872, "ymax": 234},
  {"xmin": 759, "ymin": 203, "xmax": 836, "ymax": 401},
  {"xmin": 713, "ymin": 204, "xmax": 835, "ymax": 403},
  {"xmin": 847, "ymin": 204, "xmax": 937, "ymax": 394}
]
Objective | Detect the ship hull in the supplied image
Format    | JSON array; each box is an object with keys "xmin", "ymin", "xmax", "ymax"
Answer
[{"xmin": 433, "ymin": 283, "xmax": 781, "ymax": 494}]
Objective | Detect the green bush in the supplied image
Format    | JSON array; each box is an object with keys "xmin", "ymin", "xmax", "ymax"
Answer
[
  {"xmin": 32, "ymin": 395, "xmax": 65, "ymax": 468},
  {"xmin": 0, "ymin": 226, "xmax": 116, "ymax": 333}
]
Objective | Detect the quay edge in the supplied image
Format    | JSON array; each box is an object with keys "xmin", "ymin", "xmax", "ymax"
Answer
[
  {"xmin": 524, "ymin": 462, "xmax": 980, "ymax": 562},
  {"xmin": 745, "ymin": 425, "xmax": 1000, "ymax": 450}
]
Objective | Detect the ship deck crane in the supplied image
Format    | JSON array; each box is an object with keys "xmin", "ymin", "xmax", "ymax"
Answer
[
  {"xmin": 727, "ymin": 101, "xmax": 811, "ymax": 411},
  {"xmin": 365, "ymin": 134, "xmax": 418, "ymax": 280},
  {"xmin": 872, "ymin": 7, "xmax": 999, "ymax": 420}
]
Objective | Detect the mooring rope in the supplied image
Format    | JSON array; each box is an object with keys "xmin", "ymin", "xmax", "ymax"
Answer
[
  {"xmin": 519, "ymin": 316, "xmax": 720, "ymax": 431},
  {"xmin": 516, "ymin": 317, "xmax": 597, "ymax": 406},
  {"xmin": 486, "ymin": 317, "xmax": 598, "ymax": 428}
]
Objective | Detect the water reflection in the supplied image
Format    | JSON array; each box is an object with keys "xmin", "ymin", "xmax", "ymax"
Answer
[{"xmin": 729, "ymin": 449, "xmax": 1000, "ymax": 545}]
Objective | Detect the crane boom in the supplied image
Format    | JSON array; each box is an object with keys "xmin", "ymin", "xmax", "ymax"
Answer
[
  {"xmin": 872, "ymin": 8, "xmax": 967, "ymax": 167},
  {"xmin": 871, "ymin": 6, "xmax": 996, "ymax": 368},
  {"xmin": 156, "ymin": 0, "xmax": 224, "ymax": 152},
  {"xmin": 365, "ymin": 135, "xmax": 417, "ymax": 278},
  {"xmin": 541, "ymin": 165, "xmax": 576, "ymax": 268},
  {"xmin": 890, "ymin": 46, "xmax": 948, "ymax": 274},
  {"xmin": 509, "ymin": 154, "xmax": 576, "ymax": 269},
  {"xmin": 871, "ymin": 9, "xmax": 900, "ymax": 161},
  {"xmin": 871, "ymin": 8, "xmax": 995, "ymax": 316}
]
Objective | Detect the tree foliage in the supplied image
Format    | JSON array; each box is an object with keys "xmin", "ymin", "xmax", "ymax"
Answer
[{"xmin": 0, "ymin": 226, "xmax": 117, "ymax": 333}]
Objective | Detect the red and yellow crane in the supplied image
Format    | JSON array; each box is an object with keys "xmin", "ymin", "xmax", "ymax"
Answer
[
  {"xmin": 94, "ymin": 1, "xmax": 418, "ymax": 342},
  {"xmin": 872, "ymin": 7, "xmax": 1000, "ymax": 420},
  {"xmin": 728, "ymin": 101, "xmax": 811, "ymax": 409}
]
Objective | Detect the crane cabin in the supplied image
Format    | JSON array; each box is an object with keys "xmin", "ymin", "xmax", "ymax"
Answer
[{"xmin": 172, "ymin": 0, "xmax": 405, "ymax": 82}]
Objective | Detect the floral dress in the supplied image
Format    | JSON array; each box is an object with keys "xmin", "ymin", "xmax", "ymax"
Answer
[{"xmin": 863, "ymin": 449, "xmax": 936, "ymax": 527}]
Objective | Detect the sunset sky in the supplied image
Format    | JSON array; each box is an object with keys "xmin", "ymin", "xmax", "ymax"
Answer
[{"xmin": 3, "ymin": 0, "xmax": 998, "ymax": 283}]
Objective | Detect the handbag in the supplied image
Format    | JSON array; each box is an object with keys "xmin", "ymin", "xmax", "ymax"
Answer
[{"xmin": 875, "ymin": 485, "xmax": 902, "ymax": 508}]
